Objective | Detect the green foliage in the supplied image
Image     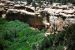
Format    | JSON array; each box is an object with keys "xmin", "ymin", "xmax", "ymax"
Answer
[
  {"xmin": 0, "ymin": 18, "xmax": 7, "ymax": 50},
  {"xmin": 0, "ymin": 20, "xmax": 45, "ymax": 50},
  {"xmin": 39, "ymin": 33, "xmax": 65, "ymax": 50},
  {"xmin": 63, "ymin": 24, "xmax": 75, "ymax": 50},
  {"xmin": 1, "ymin": 19, "xmax": 75, "ymax": 50},
  {"xmin": 0, "ymin": 19, "xmax": 65, "ymax": 50},
  {"xmin": 56, "ymin": 45, "xmax": 64, "ymax": 50}
]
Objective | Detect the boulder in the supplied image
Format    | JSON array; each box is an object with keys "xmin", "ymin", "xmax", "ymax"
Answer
[{"xmin": 6, "ymin": 9, "xmax": 44, "ymax": 29}]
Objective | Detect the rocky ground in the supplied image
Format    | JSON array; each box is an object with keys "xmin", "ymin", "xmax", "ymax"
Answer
[{"xmin": 0, "ymin": 0, "xmax": 75, "ymax": 34}]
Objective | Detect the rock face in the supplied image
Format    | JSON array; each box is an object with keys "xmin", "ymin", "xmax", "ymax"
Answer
[
  {"xmin": 0, "ymin": 0, "xmax": 75, "ymax": 33},
  {"xmin": 0, "ymin": 3, "xmax": 5, "ymax": 17},
  {"xmin": 39, "ymin": 3, "xmax": 75, "ymax": 33},
  {"xmin": 6, "ymin": 9, "xmax": 44, "ymax": 29}
]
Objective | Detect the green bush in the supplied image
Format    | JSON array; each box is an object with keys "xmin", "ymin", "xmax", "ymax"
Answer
[
  {"xmin": 0, "ymin": 19, "xmax": 65, "ymax": 50},
  {"xmin": 0, "ymin": 20, "xmax": 45, "ymax": 50},
  {"xmin": 63, "ymin": 24, "xmax": 75, "ymax": 50},
  {"xmin": 1, "ymin": 19, "xmax": 75, "ymax": 50}
]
